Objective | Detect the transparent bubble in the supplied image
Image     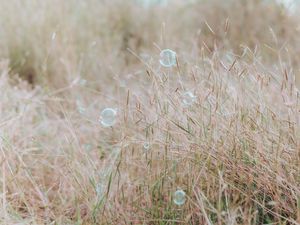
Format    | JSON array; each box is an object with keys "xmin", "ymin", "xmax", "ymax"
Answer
[
  {"xmin": 100, "ymin": 108, "xmax": 117, "ymax": 127},
  {"xmin": 173, "ymin": 189, "xmax": 186, "ymax": 206},
  {"xmin": 140, "ymin": 53, "xmax": 151, "ymax": 62},
  {"xmin": 79, "ymin": 79, "xmax": 87, "ymax": 86},
  {"xmin": 137, "ymin": 0, "xmax": 168, "ymax": 8},
  {"xmin": 96, "ymin": 183, "xmax": 105, "ymax": 198},
  {"xmin": 182, "ymin": 91, "xmax": 196, "ymax": 107},
  {"xmin": 77, "ymin": 106, "xmax": 86, "ymax": 114},
  {"xmin": 76, "ymin": 99, "xmax": 86, "ymax": 114},
  {"xmin": 143, "ymin": 142, "xmax": 151, "ymax": 151},
  {"xmin": 83, "ymin": 143, "xmax": 92, "ymax": 151},
  {"xmin": 159, "ymin": 49, "xmax": 177, "ymax": 68}
]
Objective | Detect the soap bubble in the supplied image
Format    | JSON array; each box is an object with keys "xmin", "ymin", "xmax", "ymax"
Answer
[
  {"xmin": 79, "ymin": 79, "xmax": 87, "ymax": 86},
  {"xmin": 159, "ymin": 49, "xmax": 177, "ymax": 68},
  {"xmin": 173, "ymin": 189, "xmax": 186, "ymax": 206},
  {"xmin": 96, "ymin": 183, "xmax": 105, "ymax": 198},
  {"xmin": 143, "ymin": 142, "xmax": 151, "ymax": 151},
  {"xmin": 83, "ymin": 143, "xmax": 92, "ymax": 151},
  {"xmin": 140, "ymin": 53, "xmax": 151, "ymax": 62},
  {"xmin": 76, "ymin": 99, "xmax": 86, "ymax": 114},
  {"xmin": 182, "ymin": 91, "xmax": 196, "ymax": 107},
  {"xmin": 100, "ymin": 108, "xmax": 117, "ymax": 127},
  {"xmin": 137, "ymin": 0, "xmax": 168, "ymax": 8}
]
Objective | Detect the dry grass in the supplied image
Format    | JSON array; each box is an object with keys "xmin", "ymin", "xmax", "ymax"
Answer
[{"xmin": 0, "ymin": 0, "xmax": 300, "ymax": 224}]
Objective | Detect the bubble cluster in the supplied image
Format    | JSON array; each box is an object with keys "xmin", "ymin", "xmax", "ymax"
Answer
[
  {"xmin": 173, "ymin": 189, "xmax": 186, "ymax": 206},
  {"xmin": 100, "ymin": 108, "xmax": 117, "ymax": 127},
  {"xmin": 182, "ymin": 91, "xmax": 196, "ymax": 107},
  {"xmin": 159, "ymin": 49, "xmax": 177, "ymax": 68}
]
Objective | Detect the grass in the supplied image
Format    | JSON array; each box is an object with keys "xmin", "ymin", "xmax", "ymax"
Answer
[{"xmin": 0, "ymin": 0, "xmax": 300, "ymax": 224}]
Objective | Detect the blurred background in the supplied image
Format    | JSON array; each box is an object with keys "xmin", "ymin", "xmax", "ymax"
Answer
[{"xmin": 0, "ymin": 0, "xmax": 300, "ymax": 89}]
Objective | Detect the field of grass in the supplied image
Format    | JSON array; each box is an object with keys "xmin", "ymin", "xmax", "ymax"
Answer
[{"xmin": 0, "ymin": 0, "xmax": 299, "ymax": 224}]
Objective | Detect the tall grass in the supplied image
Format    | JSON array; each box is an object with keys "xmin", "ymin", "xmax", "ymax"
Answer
[{"xmin": 0, "ymin": 0, "xmax": 299, "ymax": 224}]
